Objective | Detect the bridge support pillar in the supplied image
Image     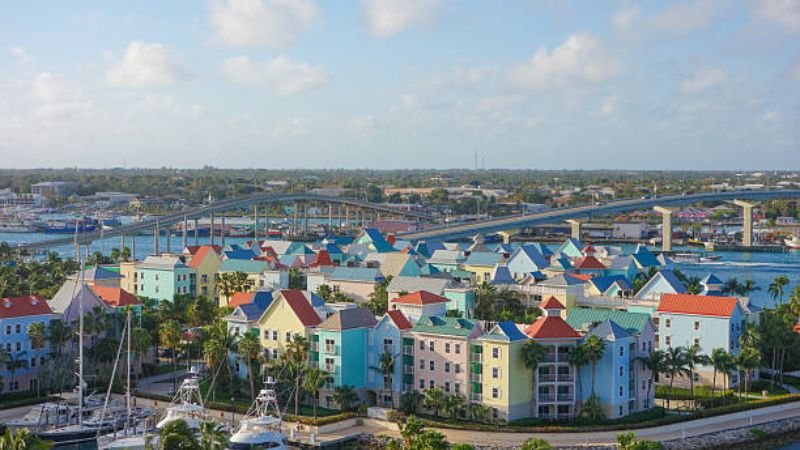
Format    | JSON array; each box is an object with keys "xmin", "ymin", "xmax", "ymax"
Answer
[
  {"xmin": 654, "ymin": 206, "xmax": 673, "ymax": 252},
  {"xmin": 194, "ymin": 218, "xmax": 199, "ymax": 245},
  {"xmin": 253, "ymin": 205, "xmax": 259, "ymax": 242},
  {"xmin": 221, "ymin": 215, "xmax": 226, "ymax": 247},
  {"xmin": 497, "ymin": 230, "xmax": 519, "ymax": 244},
  {"xmin": 120, "ymin": 234, "xmax": 125, "ymax": 254},
  {"xmin": 565, "ymin": 220, "xmax": 582, "ymax": 240},
  {"xmin": 328, "ymin": 203, "xmax": 333, "ymax": 230},
  {"xmin": 210, "ymin": 213, "xmax": 215, "ymax": 246},
  {"xmin": 293, "ymin": 203, "xmax": 299, "ymax": 236},
  {"xmin": 131, "ymin": 235, "xmax": 136, "ymax": 261},
  {"xmin": 154, "ymin": 220, "xmax": 160, "ymax": 256},
  {"xmin": 734, "ymin": 200, "xmax": 757, "ymax": 247},
  {"xmin": 182, "ymin": 216, "xmax": 188, "ymax": 250}
]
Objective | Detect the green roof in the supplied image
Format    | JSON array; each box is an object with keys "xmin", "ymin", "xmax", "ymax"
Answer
[
  {"xmin": 565, "ymin": 308, "xmax": 651, "ymax": 335},
  {"xmin": 218, "ymin": 259, "xmax": 268, "ymax": 274},
  {"xmin": 410, "ymin": 316, "xmax": 480, "ymax": 337}
]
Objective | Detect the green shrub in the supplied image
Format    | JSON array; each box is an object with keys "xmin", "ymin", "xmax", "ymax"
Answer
[
  {"xmin": 521, "ymin": 438, "xmax": 552, "ymax": 450},
  {"xmin": 750, "ymin": 428, "xmax": 769, "ymax": 440},
  {"xmin": 452, "ymin": 444, "xmax": 475, "ymax": 450}
]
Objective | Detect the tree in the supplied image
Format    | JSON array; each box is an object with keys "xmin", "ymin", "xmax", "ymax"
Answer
[
  {"xmin": 215, "ymin": 271, "xmax": 250, "ymax": 303},
  {"xmin": 288, "ymin": 268, "xmax": 306, "ymax": 290},
  {"xmin": 444, "ymin": 393, "xmax": 467, "ymax": 419},
  {"xmin": 47, "ymin": 319, "xmax": 72, "ymax": 357},
  {"xmin": 237, "ymin": 331, "xmax": 263, "ymax": 402},
  {"xmin": 333, "ymin": 384, "xmax": 358, "ymax": 412},
  {"xmin": 27, "ymin": 321, "xmax": 47, "ymax": 396},
  {"xmin": 111, "ymin": 247, "xmax": 121, "ymax": 262},
  {"xmin": 422, "ymin": 386, "xmax": 446, "ymax": 417},
  {"xmin": 131, "ymin": 327, "xmax": 152, "ymax": 382},
  {"xmin": 0, "ymin": 427, "xmax": 54, "ymax": 450},
  {"xmin": 663, "ymin": 346, "xmax": 689, "ymax": 409},
  {"xmin": 686, "ymin": 276, "xmax": 702, "ymax": 295},
  {"xmin": 740, "ymin": 279, "xmax": 759, "ymax": 296},
  {"xmin": 636, "ymin": 349, "xmax": 665, "ymax": 410},
  {"xmin": 710, "ymin": 348, "xmax": 733, "ymax": 398},
  {"xmin": 316, "ymin": 284, "xmax": 332, "ymax": 302},
  {"xmin": 159, "ymin": 320, "xmax": 182, "ymax": 393},
  {"xmin": 303, "ymin": 367, "xmax": 331, "ymax": 419},
  {"xmin": 685, "ymin": 344, "xmax": 711, "ymax": 409},
  {"xmin": 371, "ymin": 351, "xmax": 396, "ymax": 406},
  {"xmin": 4, "ymin": 350, "xmax": 29, "ymax": 392},
  {"xmin": 583, "ymin": 335, "xmax": 605, "ymax": 396},
  {"xmin": 283, "ymin": 335, "xmax": 310, "ymax": 415},
  {"xmin": 159, "ymin": 418, "xmax": 199, "ymax": 450},
  {"xmin": 198, "ymin": 420, "xmax": 227, "ymax": 450},
  {"xmin": 398, "ymin": 416, "xmax": 449, "ymax": 450},
  {"xmin": 618, "ymin": 432, "xmax": 663, "ymax": 450},
  {"xmin": 202, "ymin": 320, "xmax": 238, "ymax": 401},
  {"xmin": 737, "ymin": 346, "xmax": 761, "ymax": 395},
  {"xmin": 768, "ymin": 275, "xmax": 790, "ymax": 306},
  {"xmin": 721, "ymin": 277, "xmax": 742, "ymax": 296},
  {"xmin": 367, "ymin": 276, "xmax": 391, "ymax": 316},
  {"xmin": 399, "ymin": 391, "xmax": 422, "ymax": 415},
  {"xmin": 521, "ymin": 340, "xmax": 547, "ymax": 394},
  {"xmin": 521, "ymin": 438, "xmax": 553, "ymax": 450},
  {"xmin": 190, "ymin": 296, "xmax": 217, "ymax": 327},
  {"xmin": 474, "ymin": 281, "xmax": 498, "ymax": 319},
  {"xmin": 467, "ymin": 402, "xmax": 490, "ymax": 422}
]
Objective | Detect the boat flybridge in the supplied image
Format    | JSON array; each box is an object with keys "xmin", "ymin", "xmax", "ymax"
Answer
[
  {"xmin": 227, "ymin": 377, "xmax": 289, "ymax": 450},
  {"xmin": 155, "ymin": 367, "xmax": 206, "ymax": 431}
]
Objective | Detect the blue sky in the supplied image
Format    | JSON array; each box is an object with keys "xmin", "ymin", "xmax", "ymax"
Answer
[{"xmin": 1, "ymin": 0, "xmax": 798, "ymax": 170}]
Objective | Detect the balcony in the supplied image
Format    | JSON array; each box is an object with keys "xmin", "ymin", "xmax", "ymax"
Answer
[
  {"xmin": 538, "ymin": 374, "xmax": 556, "ymax": 383},
  {"xmin": 538, "ymin": 394, "xmax": 555, "ymax": 402},
  {"xmin": 557, "ymin": 394, "xmax": 573, "ymax": 402},
  {"xmin": 404, "ymin": 366, "xmax": 415, "ymax": 375},
  {"xmin": 557, "ymin": 374, "xmax": 574, "ymax": 383},
  {"xmin": 310, "ymin": 342, "xmax": 319, "ymax": 351},
  {"xmin": 543, "ymin": 353, "xmax": 557, "ymax": 363},
  {"xmin": 470, "ymin": 393, "xmax": 482, "ymax": 402},
  {"xmin": 403, "ymin": 345, "xmax": 414, "ymax": 356},
  {"xmin": 324, "ymin": 345, "xmax": 338, "ymax": 355},
  {"xmin": 470, "ymin": 353, "xmax": 482, "ymax": 363},
  {"xmin": 470, "ymin": 374, "xmax": 482, "ymax": 383}
]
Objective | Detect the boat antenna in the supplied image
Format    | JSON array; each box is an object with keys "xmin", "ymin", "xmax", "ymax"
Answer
[{"xmin": 77, "ymin": 254, "xmax": 85, "ymax": 426}]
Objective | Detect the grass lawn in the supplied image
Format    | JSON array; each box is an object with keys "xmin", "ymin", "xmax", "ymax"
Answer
[{"xmin": 196, "ymin": 379, "xmax": 339, "ymax": 418}]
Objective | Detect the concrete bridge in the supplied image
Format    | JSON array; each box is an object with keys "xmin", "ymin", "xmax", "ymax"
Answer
[
  {"xmin": 399, "ymin": 189, "xmax": 800, "ymax": 250},
  {"xmin": 19, "ymin": 193, "xmax": 433, "ymax": 252}
]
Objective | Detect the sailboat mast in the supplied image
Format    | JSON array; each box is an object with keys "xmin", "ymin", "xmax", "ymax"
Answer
[
  {"xmin": 78, "ymin": 253, "xmax": 84, "ymax": 426},
  {"xmin": 126, "ymin": 308, "xmax": 132, "ymax": 434}
]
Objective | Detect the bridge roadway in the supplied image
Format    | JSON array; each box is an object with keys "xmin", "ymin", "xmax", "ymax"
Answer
[
  {"xmin": 398, "ymin": 189, "xmax": 800, "ymax": 241},
  {"xmin": 19, "ymin": 193, "xmax": 432, "ymax": 251}
]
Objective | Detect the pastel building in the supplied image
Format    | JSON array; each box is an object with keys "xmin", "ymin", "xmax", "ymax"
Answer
[
  {"xmin": 633, "ymin": 270, "xmax": 686, "ymax": 302},
  {"xmin": 0, "ymin": 296, "xmax": 60, "ymax": 393},
  {"xmin": 217, "ymin": 259, "xmax": 270, "ymax": 306},
  {"xmin": 506, "ymin": 245, "xmax": 549, "ymax": 280},
  {"xmin": 136, "ymin": 255, "xmax": 196, "ymax": 302},
  {"xmin": 463, "ymin": 252, "xmax": 504, "ymax": 283},
  {"xmin": 367, "ymin": 310, "xmax": 413, "ymax": 407},
  {"xmin": 257, "ymin": 290, "xmax": 323, "ymax": 360},
  {"xmin": 389, "ymin": 291, "xmax": 449, "ymax": 324},
  {"xmin": 476, "ymin": 321, "xmax": 532, "ymax": 421},
  {"xmin": 403, "ymin": 316, "xmax": 484, "ymax": 402},
  {"xmin": 321, "ymin": 267, "xmax": 385, "ymax": 303},
  {"xmin": 186, "ymin": 245, "xmax": 222, "ymax": 299},
  {"xmin": 314, "ymin": 307, "xmax": 378, "ymax": 408},
  {"xmin": 525, "ymin": 274, "xmax": 586, "ymax": 310}
]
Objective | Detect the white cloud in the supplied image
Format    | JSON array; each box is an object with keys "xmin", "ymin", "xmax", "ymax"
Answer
[
  {"xmin": 599, "ymin": 95, "xmax": 618, "ymax": 116},
  {"xmin": 651, "ymin": 0, "xmax": 726, "ymax": 34},
  {"xmin": 752, "ymin": 0, "xmax": 800, "ymax": 32},
  {"xmin": 346, "ymin": 115, "xmax": 380, "ymax": 134},
  {"xmin": 612, "ymin": 4, "xmax": 641, "ymax": 30},
  {"xmin": 452, "ymin": 65, "xmax": 494, "ymax": 86},
  {"xmin": 106, "ymin": 41, "xmax": 190, "ymax": 87},
  {"xmin": 134, "ymin": 94, "xmax": 205, "ymax": 119},
  {"xmin": 362, "ymin": 0, "xmax": 443, "ymax": 38},
  {"xmin": 210, "ymin": 0, "xmax": 319, "ymax": 48},
  {"xmin": 679, "ymin": 68, "xmax": 727, "ymax": 94},
  {"xmin": 31, "ymin": 72, "xmax": 94, "ymax": 119},
  {"xmin": 507, "ymin": 33, "xmax": 621, "ymax": 90},
  {"xmin": 222, "ymin": 55, "xmax": 328, "ymax": 95},
  {"xmin": 11, "ymin": 47, "xmax": 32, "ymax": 66}
]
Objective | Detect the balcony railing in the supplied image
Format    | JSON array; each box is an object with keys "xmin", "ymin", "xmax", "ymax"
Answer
[
  {"xmin": 470, "ymin": 354, "xmax": 482, "ymax": 363},
  {"xmin": 470, "ymin": 393, "xmax": 482, "ymax": 402},
  {"xmin": 404, "ymin": 366, "xmax": 414, "ymax": 374},
  {"xmin": 557, "ymin": 374, "xmax": 574, "ymax": 382},
  {"xmin": 324, "ymin": 345, "xmax": 338, "ymax": 355},
  {"xmin": 470, "ymin": 374, "xmax": 482, "ymax": 383},
  {"xmin": 538, "ymin": 394, "xmax": 555, "ymax": 402},
  {"xmin": 403, "ymin": 345, "xmax": 414, "ymax": 355},
  {"xmin": 557, "ymin": 394, "xmax": 573, "ymax": 402},
  {"xmin": 538, "ymin": 374, "xmax": 556, "ymax": 382},
  {"xmin": 310, "ymin": 342, "xmax": 319, "ymax": 351}
]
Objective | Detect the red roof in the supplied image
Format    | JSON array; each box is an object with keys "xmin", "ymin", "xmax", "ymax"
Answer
[
  {"xmin": 657, "ymin": 294, "xmax": 739, "ymax": 318},
  {"xmin": 582, "ymin": 244, "xmax": 596, "ymax": 253},
  {"xmin": 540, "ymin": 296, "xmax": 564, "ymax": 309},
  {"xmin": 0, "ymin": 296, "xmax": 53, "ymax": 318},
  {"xmin": 229, "ymin": 291, "xmax": 255, "ymax": 308},
  {"xmin": 573, "ymin": 255, "xmax": 606, "ymax": 269},
  {"xmin": 309, "ymin": 250, "xmax": 334, "ymax": 268},
  {"xmin": 92, "ymin": 286, "xmax": 141, "ymax": 307},
  {"xmin": 391, "ymin": 290, "xmax": 449, "ymax": 305},
  {"xmin": 569, "ymin": 273, "xmax": 594, "ymax": 281},
  {"xmin": 386, "ymin": 310, "xmax": 413, "ymax": 330},
  {"xmin": 524, "ymin": 316, "xmax": 581, "ymax": 339},
  {"xmin": 279, "ymin": 290, "xmax": 322, "ymax": 326},
  {"xmin": 187, "ymin": 245, "xmax": 222, "ymax": 268},
  {"xmin": 387, "ymin": 235, "xmax": 397, "ymax": 247}
]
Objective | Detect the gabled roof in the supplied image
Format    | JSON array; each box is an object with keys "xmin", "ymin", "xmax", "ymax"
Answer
[
  {"xmin": 387, "ymin": 276, "xmax": 451, "ymax": 294},
  {"xmin": 218, "ymin": 259, "xmax": 269, "ymax": 274},
  {"xmin": 573, "ymin": 255, "xmax": 607, "ymax": 269},
  {"xmin": 540, "ymin": 296, "xmax": 564, "ymax": 309},
  {"xmin": 548, "ymin": 256, "xmax": 573, "ymax": 271},
  {"xmin": 465, "ymin": 251, "xmax": 502, "ymax": 267},
  {"xmin": 318, "ymin": 307, "xmax": 377, "ymax": 331},
  {"xmin": 329, "ymin": 267, "xmax": 384, "ymax": 282},
  {"xmin": 428, "ymin": 249, "xmax": 465, "ymax": 264},
  {"xmin": 237, "ymin": 302, "xmax": 268, "ymax": 321},
  {"xmin": 490, "ymin": 264, "xmax": 516, "ymax": 286},
  {"xmin": 632, "ymin": 245, "xmax": 660, "ymax": 267},
  {"xmin": 309, "ymin": 250, "xmax": 334, "ymax": 267},
  {"xmin": 138, "ymin": 255, "xmax": 188, "ymax": 270},
  {"xmin": 589, "ymin": 275, "xmax": 631, "ymax": 293},
  {"xmin": 566, "ymin": 308, "xmax": 651, "ymax": 335},
  {"xmin": 537, "ymin": 274, "xmax": 586, "ymax": 287},
  {"xmin": 92, "ymin": 286, "xmax": 141, "ymax": 307},
  {"xmin": 71, "ymin": 266, "xmax": 122, "ymax": 281},
  {"xmin": 524, "ymin": 316, "xmax": 581, "ymax": 339},
  {"xmin": 0, "ymin": 296, "xmax": 53, "ymax": 318},
  {"xmin": 607, "ymin": 255, "xmax": 635, "ymax": 270},
  {"xmin": 224, "ymin": 249, "xmax": 257, "ymax": 260},
  {"xmin": 275, "ymin": 289, "xmax": 322, "ymax": 326},
  {"xmin": 187, "ymin": 245, "xmax": 221, "ymax": 268},
  {"xmin": 512, "ymin": 244, "xmax": 549, "ymax": 269},
  {"xmin": 641, "ymin": 270, "xmax": 687, "ymax": 295},
  {"xmin": 586, "ymin": 319, "xmax": 631, "ymax": 340},
  {"xmin": 701, "ymin": 274, "xmax": 723, "ymax": 285},
  {"xmin": 391, "ymin": 290, "xmax": 449, "ymax": 305},
  {"xmin": 229, "ymin": 291, "xmax": 255, "ymax": 308},
  {"xmin": 657, "ymin": 293, "xmax": 739, "ymax": 318},
  {"xmin": 385, "ymin": 310, "xmax": 413, "ymax": 330},
  {"xmin": 411, "ymin": 316, "xmax": 480, "ymax": 337},
  {"xmin": 482, "ymin": 320, "xmax": 528, "ymax": 342}
]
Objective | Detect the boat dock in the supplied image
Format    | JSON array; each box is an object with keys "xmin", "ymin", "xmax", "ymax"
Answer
[{"xmin": 710, "ymin": 244, "xmax": 788, "ymax": 253}]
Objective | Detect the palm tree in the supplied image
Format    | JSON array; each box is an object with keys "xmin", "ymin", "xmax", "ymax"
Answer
[
  {"xmin": 284, "ymin": 335, "xmax": 310, "ymax": 415},
  {"xmin": 216, "ymin": 271, "xmax": 251, "ymax": 304},
  {"xmin": 422, "ymin": 386, "xmax": 446, "ymax": 417},
  {"xmin": 333, "ymin": 385, "xmax": 358, "ymax": 412},
  {"xmin": 686, "ymin": 276, "xmax": 702, "ymax": 295},
  {"xmin": 686, "ymin": 345, "xmax": 711, "ymax": 409},
  {"xmin": 203, "ymin": 320, "xmax": 238, "ymax": 401},
  {"xmin": 663, "ymin": 346, "xmax": 689, "ymax": 409},
  {"xmin": 303, "ymin": 368, "xmax": 331, "ymax": 419},
  {"xmin": 521, "ymin": 340, "xmax": 547, "ymax": 395},
  {"xmin": 740, "ymin": 279, "xmax": 759, "ymax": 296},
  {"xmin": 131, "ymin": 327, "xmax": 152, "ymax": 383},
  {"xmin": 444, "ymin": 393, "xmax": 467, "ymax": 419},
  {"xmin": 198, "ymin": 420, "xmax": 227, "ymax": 450},
  {"xmin": 636, "ymin": 349, "xmax": 665, "ymax": 409},
  {"xmin": 3, "ymin": 351, "xmax": 29, "ymax": 392},
  {"xmin": 468, "ymin": 402, "xmax": 490, "ymax": 422},
  {"xmin": 738, "ymin": 346, "xmax": 761, "ymax": 396},
  {"xmin": 710, "ymin": 348, "xmax": 733, "ymax": 398},
  {"xmin": 370, "ymin": 352, "xmax": 396, "ymax": 406},
  {"xmin": 768, "ymin": 275, "xmax": 790, "ymax": 306},
  {"xmin": 237, "ymin": 331, "xmax": 263, "ymax": 402},
  {"xmin": 567, "ymin": 344, "xmax": 588, "ymax": 414},
  {"xmin": 47, "ymin": 319, "xmax": 72, "ymax": 357},
  {"xmin": 583, "ymin": 336, "xmax": 606, "ymax": 396},
  {"xmin": 316, "ymin": 284, "xmax": 332, "ymax": 302},
  {"xmin": 158, "ymin": 320, "xmax": 182, "ymax": 393},
  {"xmin": 0, "ymin": 427, "xmax": 53, "ymax": 450},
  {"xmin": 721, "ymin": 277, "xmax": 743, "ymax": 296},
  {"xmin": 27, "ymin": 322, "xmax": 47, "ymax": 397},
  {"xmin": 474, "ymin": 281, "xmax": 498, "ymax": 319}
]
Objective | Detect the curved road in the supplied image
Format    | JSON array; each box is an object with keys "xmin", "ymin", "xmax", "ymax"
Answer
[
  {"xmin": 399, "ymin": 189, "xmax": 800, "ymax": 241},
  {"xmin": 18, "ymin": 193, "xmax": 433, "ymax": 251}
]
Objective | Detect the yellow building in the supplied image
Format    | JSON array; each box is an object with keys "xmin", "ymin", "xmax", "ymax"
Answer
[
  {"xmin": 217, "ymin": 259, "xmax": 270, "ymax": 306},
  {"xmin": 186, "ymin": 245, "xmax": 222, "ymax": 300},
  {"xmin": 475, "ymin": 321, "xmax": 533, "ymax": 421},
  {"xmin": 257, "ymin": 290, "xmax": 322, "ymax": 360},
  {"xmin": 463, "ymin": 252, "xmax": 504, "ymax": 283},
  {"xmin": 119, "ymin": 261, "xmax": 137, "ymax": 295}
]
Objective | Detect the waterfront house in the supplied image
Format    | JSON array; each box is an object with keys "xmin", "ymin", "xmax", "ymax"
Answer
[
  {"xmin": 506, "ymin": 245, "xmax": 549, "ymax": 280},
  {"xmin": 581, "ymin": 320, "xmax": 638, "ymax": 418},
  {"xmin": 631, "ymin": 245, "xmax": 662, "ymax": 273},
  {"xmin": 187, "ymin": 245, "xmax": 222, "ymax": 299},
  {"xmin": 557, "ymin": 238, "xmax": 584, "ymax": 259},
  {"xmin": 257, "ymin": 289, "xmax": 323, "ymax": 360},
  {"xmin": 633, "ymin": 270, "xmax": 686, "ymax": 301},
  {"xmin": 136, "ymin": 255, "xmax": 196, "ymax": 302},
  {"xmin": 0, "ymin": 296, "xmax": 60, "ymax": 394},
  {"xmin": 605, "ymin": 256, "xmax": 638, "ymax": 283},
  {"xmin": 476, "ymin": 321, "xmax": 532, "ymax": 421},
  {"xmin": 227, "ymin": 300, "xmax": 271, "ymax": 382},
  {"xmin": 367, "ymin": 310, "xmax": 413, "ymax": 407},
  {"xmin": 389, "ymin": 291, "xmax": 449, "ymax": 324},
  {"xmin": 586, "ymin": 275, "xmax": 632, "ymax": 298},
  {"xmin": 314, "ymin": 307, "xmax": 378, "ymax": 408}
]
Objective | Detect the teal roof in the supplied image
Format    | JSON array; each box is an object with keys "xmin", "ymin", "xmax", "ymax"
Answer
[
  {"xmin": 411, "ymin": 316, "xmax": 480, "ymax": 337},
  {"xmin": 218, "ymin": 259, "xmax": 269, "ymax": 273},
  {"xmin": 565, "ymin": 308, "xmax": 650, "ymax": 335}
]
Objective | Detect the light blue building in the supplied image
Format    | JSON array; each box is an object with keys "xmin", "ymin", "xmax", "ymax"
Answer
[
  {"xmin": 506, "ymin": 244, "xmax": 549, "ymax": 280},
  {"xmin": 366, "ymin": 310, "xmax": 413, "ymax": 407},
  {"xmin": 136, "ymin": 255, "xmax": 196, "ymax": 302},
  {"xmin": 0, "ymin": 296, "xmax": 60, "ymax": 394},
  {"xmin": 579, "ymin": 320, "xmax": 637, "ymax": 419}
]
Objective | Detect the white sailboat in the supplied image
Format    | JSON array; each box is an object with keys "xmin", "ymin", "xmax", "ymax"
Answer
[{"xmin": 227, "ymin": 377, "xmax": 289, "ymax": 450}]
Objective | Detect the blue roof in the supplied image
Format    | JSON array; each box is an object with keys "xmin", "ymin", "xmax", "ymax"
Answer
[
  {"xmin": 252, "ymin": 291, "xmax": 274, "ymax": 310},
  {"xmin": 490, "ymin": 265, "xmax": 516, "ymax": 286},
  {"xmin": 656, "ymin": 270, "xmax": 687, "ymax": 293},
  {"xmin": 329, "ymin": 267, "xmax": 385, "ymax": 282},
  {"xmin": 224, "ymin": 249, "xmax": 256, "ymax": 260},
  {"xmin": 219, "ymin": 259, "xmax": 268, "ymax": 273},
  {"xmin": 633, "ymin": 246, "xmax": 660, "ymax": 267},
  {"xmin": 286, "ymin": 242, "xmax": 315, "ymax": 255},
  {"xmin": 494, "ymin": 243, "xmax": 515, "ymax": 254},
  {"xmin": 530, "ymin": 242, "xmax": 554, "ymax": 257},
  {"xmin": 419, "ymin": 264, "xmax": 441, "ymax": 275},
  {"xmin": 515, "ymin": 244, "xmax": 549, "ymax": 269},
  {"xmin": 484, "ymin": 320, "xmax": 528, "ymax": 342},
  {"xmin": 558, "ymin": 238, "xmax": 584, "ymax": 255},
  {"xmin": 238, "ymin": 302, "xmax": 268, "ymax": 321},
  {"xmin": 701, "ymin": 273, "xmax": 723, "ymax": 285},
  {"xmin": 549, "ymin": 256, "xmax": 573, "ymax": 270},
  {"xmin": 357, "ymin": 228, "xmax": 395, "ymax": 252},
  {"xmin": 325, "ymin": 243, "xmax": 344, "ymax": 255},
  {"xmin": 586, "ymin": 319, "xmax": 631, "ymax": 340},
  {"xmin": 590, "ymin": 275, "xmax": 631, "ymax": 293},
  {"xmin": 465, "ymin": 251, "xmax": 502, "ymax": 266}
]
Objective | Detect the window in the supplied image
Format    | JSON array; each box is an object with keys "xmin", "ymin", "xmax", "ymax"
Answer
[
  {"xmin": 5, "ymin": 326, "xmax": 9, "ymax": 335},
  {"xmin": 694, "ymin": 338, "xmax": 700, "ymax": 347},
  {"xmin": 202, "ymin": 274, "xmax": 208, "ymax": 283},
  {"xmin": 445, "ymin": 343, "xmax": 451, "ymax": 353},
  {"xmin": 445, "ymin": 362, "xmax": 450, "ymax": 373},
  {"xmin": 455, "ymin": 383, "xmax": 461, "ymax": 393},
  {"xmin": 664, "ymin": 319, "xmax": 671, "ymax": 328},
  {"xmin": 419, "ymin": 359, "xmax": 425, "ymax": 370},
  {"xmin": 619, "ymin": 406, "xmax": 623, "ymax": 416},
  {"xmin": 429, "ymin": 360, "xmax": 435, "ymax": 371},
  {"xmin": 419, "ymin": 379, "xmax": 425, "ymax": 389},
  {"xmin": 324, "ymin": 357, "xmax": 335, "ymax": 372},
  {"xmin": 272, "ymin": 330, "xmax": 278, "ymax": 341},
  {"xmin": 492, "ymin": 347, "xmax": 501, "ymax": 359},
  {"xmin": 455, "ymin": 364, "xmax": 461, "ymax": 374},
  {"xmin": 419, "ymin": 340, "xmax": 425, "ymax": 350},
  {"xmin": 15, "ymin": 324, "xmax": 21, "ymax": 333},
  {"xmin": 642, "ymin": 342, "xmax": 646, "ymax": 352},
  {"xmin": 619, "ymin": 366, "xmax": 623, "ymax": 377},
  {"xmin": 444, "ymin": 382, "xmax": 450, "ymax": 393},
  {"xmin": 30, "ymin": 358, "xmax": 36, "ymax": 367},
  {"xmin": 271, "ymin": 349, "xmax": 278, "ymax": 359},
  {"xmin": 619, "ymin": 346, "xmax": 624, "ymax": 357},
  {"xmin": 492, "ymin": 367, "xmax": 500, "ymax": 379},
  {"xmin": 325, "ymin": 338, "xmax": 335, "ymax": 354},
  {"xmin": 455, "ymin": 344, "xmax": 461, "ymax": 354},
  {"xmin": 429, "ymin": 380, "xmax": 434, "ymax": 389},
  {"xmin": 642, "ymin": 380, "xmax": 646, "ymax": 391},
  {"xmin": 492, "ymin": 388, "xmax": 500, "ymax": 399},
  {"xmin": 665, "ymin": 336, "xmax": 671, "ymax": 347},
  {"xmin": 619, "ymin": 386, "xmax": 623, "ymax": 397},
  {"xmin": 694, "ymin": 321, "xmax": 701, "ymax": 331},
  {"xmin": 16, "ymin": 342, "xmax": 21, "ymax": 351},
  {"xmin": 429, "ymin": 341, "xmax": 435, "ymax": 351},
  {"xmin": 285, "ymin": 332, "xmax": 292, "ymax": 342}
]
